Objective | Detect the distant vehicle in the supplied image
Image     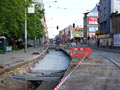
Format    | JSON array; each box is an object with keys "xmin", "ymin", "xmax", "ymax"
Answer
[
  {"xmin": 55, "ymin": 37, "xmax": 62, "ymax": 50},
  {"xmin": 16, "ymin": 39, "xmax": 24, "ymax": 49}
]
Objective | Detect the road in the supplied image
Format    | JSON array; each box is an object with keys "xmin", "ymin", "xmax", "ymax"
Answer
[
  {"xmin": 58, "ymin": 47, "xmax": 120, "ymax": 90},
  {"xmin": 69, "ymin": 44, "xmax": 120, "ymax": 66},
  {"xmin": 92, "ymin": 48, "xmax": 120, "ymax": 67}
]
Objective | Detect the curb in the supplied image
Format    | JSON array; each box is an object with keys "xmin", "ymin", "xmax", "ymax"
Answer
[
  {"xmin": 60, "ymin": 48, "xmax": 72, "ymax": 60},
  {"xmin": 0, "ymin": 47, "xmax": 48, "ymax": 75},
  {"xmin": 92, "ymin": 47, "xmax": 120, "ymax": 53}
]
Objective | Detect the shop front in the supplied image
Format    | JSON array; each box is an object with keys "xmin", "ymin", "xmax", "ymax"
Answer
[
  {"xmin": 98, "ymin": 34, "xmax": 113, "ymax": 47},
  {"xmin": 114, "ymin": 34, "xmax": 120, "ymax": 47}
]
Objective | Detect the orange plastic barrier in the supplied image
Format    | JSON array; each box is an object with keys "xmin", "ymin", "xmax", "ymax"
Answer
[{"xmin": 69, "ymin": 48, "xmax": 92, "ymax": 57}]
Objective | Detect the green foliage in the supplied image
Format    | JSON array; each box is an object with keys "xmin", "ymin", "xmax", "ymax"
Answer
[
  {"xmin": 27, "ymin": 4, "xmax": 44, "ymax": 39},
  {"xmin": 0, "ymin": 0, "xmax": 44, "ymax": 40}
]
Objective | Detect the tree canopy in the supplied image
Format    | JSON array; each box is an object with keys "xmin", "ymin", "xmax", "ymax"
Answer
[{"xmin": 0, "ymin": 0, "xmax": 44, "ymax": 40}]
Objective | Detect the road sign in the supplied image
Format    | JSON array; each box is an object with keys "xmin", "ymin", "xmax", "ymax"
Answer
[{"xmin": 69, "ymin": 48, "xmax": 92, "ymax": 57}]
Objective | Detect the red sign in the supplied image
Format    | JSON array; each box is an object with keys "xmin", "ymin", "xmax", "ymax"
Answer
[
  {"xmin": 88, "ymin": 17, "xmax": 98, "ymax": 24},
  {"xmin": 89, "ymin": 33, "xmax": 96, "ymax": 37},
  {"xmin": 75, "ymin": 26, "xmax": 80, "ymax": 31},
  {"xmin": 69, "ymin": 48, "xmax": 92, "ymax": 58}
]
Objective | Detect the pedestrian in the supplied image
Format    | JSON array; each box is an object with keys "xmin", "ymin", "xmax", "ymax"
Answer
[
  {"xmin": 63, "ymin": 41, "xmax": 66, "ymax": 49},
  {"xmin": 67, "ymin": 42, "xmax": 70, "ymax": 48},
  {"xmin": 97, "ymin": 39, "xmax": 99, "ymax": 47}
]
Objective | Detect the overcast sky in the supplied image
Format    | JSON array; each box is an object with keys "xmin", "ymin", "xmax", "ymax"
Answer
[{"xmin": 43, "ymin": 0, "xmax": 99, "ymax": 38}]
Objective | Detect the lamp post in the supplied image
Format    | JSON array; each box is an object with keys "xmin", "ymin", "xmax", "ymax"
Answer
[
  {"xmin": 23, "ymin": 0, "xmax": 57, "ymax": 51},
  {"xmin": 24, "ymin": 0, "xmax": 27, "ymax": 53}
]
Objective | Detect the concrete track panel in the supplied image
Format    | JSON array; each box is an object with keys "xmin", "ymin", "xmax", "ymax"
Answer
[{"xmin": 59, "ymin": 57, "xmax": 120, "ymax": 90}]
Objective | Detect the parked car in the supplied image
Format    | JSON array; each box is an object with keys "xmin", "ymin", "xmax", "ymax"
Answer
[{"xmin": 16, "ymin": 39, "xmax": 24, "ymax": 49}]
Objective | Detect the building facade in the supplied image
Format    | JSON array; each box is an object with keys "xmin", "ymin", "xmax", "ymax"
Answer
[
  {"xmin": 71, "ymin": 26, "xmax": 84, "ymax": 40},
  {"xmin": 64, "ymin": 25, "xmax": 73, "ymax": 41},
  {"xmin": 59, "ymin": 29, "xmax": 65, "ymax": 42},
  {"xmin": 83, "ymin": 6, "xmax": 98, "ymax": 40},
  {"xmin": 83, "ymin": 12, "xmax": 89, "ymax": 39},
  {"xmin": 98, "ymin": 0, "xmax": 120, "ymax": 47},
  {"xmin": 98, "ymin": 0, "xmax": 112, "ymax": 47}
]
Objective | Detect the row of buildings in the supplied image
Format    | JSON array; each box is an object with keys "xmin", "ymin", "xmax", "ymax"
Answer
[
  {"xmin": 58, "ymin": 6, "xmax": 98, "ymax": 44},
  {"xmin": 56, "ymin": 0, "xmax": 120, "ymax": 48},
  {"xmin": 98, "ymin": 0, "xmax": 120, "ymax": 47},
  {"xmin": 84, "ymin": 6, "xmax": 98, "ymax": 40},
  {"xmin": 58, "ymin": 25, "xmax": 84, "ymax": 43},
  {"xmin": 57, "ymin": 4, "xmax": 99, "ymax": 44},
  {"xmin": 84, "ymin": 0, "xmax": 120, "ymax": 47}
]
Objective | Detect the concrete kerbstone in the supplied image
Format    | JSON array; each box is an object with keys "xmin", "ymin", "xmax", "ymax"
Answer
[{"xmin": 0, "ymin": 47, "xmax": 48, "ymax": 75}]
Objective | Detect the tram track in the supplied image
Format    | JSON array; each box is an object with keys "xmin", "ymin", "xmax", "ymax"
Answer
[
  {"xmin": 99, "ymin": 54, "xmax": 120, "ymax": 68},
  {"xmin": 56, "ymin": 49, "xmax": 120, "ymax": 90}
]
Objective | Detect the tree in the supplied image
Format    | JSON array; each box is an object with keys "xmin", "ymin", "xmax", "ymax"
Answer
[
  {"xmin": 0, "ymin": 0, "xmax": 26, "ymax": 38},
  {"xmin": 27, "ymin": 3, "xmax": 44, "ymax": 39},
  {"xmin": 0, "ymin": 0, "xmax": 44, "ymax": 47}
]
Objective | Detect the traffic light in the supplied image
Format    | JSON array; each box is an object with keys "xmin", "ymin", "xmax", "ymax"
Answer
[
  {"xmin": 57, "ymin": 26, "xmax": 59, "ymax": 30},
  {"xmin": 73, "ymin": 23, "xmax": 75, "ymax": 28}
]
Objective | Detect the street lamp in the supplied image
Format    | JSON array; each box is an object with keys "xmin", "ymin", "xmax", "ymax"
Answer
[
  {"xmin": 44, "ymin": 1, "xmax": 57, "ymax": 4},
  {"xmin": 24, "ymin": 0, "xmax": 27, "ymax": 53},
  {"xmin": 54, "ymin": 1, "xmax": 57, "ymax": 3},
  {"xmin": 57, "ymin": 7, "xmax": 67, "ymax": 10},
  {"xmin": 24, "ymin": 0, "xmax": 57, "ymax": 53},
  {"xmin": 46, "ymin": 18, "xmax": 53, "ymax": 21},
  {"xmin": 42, "ymin": 1, "xmax": 57, "ymax": 8}
]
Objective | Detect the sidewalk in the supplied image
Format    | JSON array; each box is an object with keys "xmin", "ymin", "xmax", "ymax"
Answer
[
  {"xmin": 91, "ymin": 46, "xmax": 120, "ymax": 53},
  {"xmin": 73, "ymin": 43, "xmax": 120, "ymax": 53},
  {"xmin": 0, "ymin": 47, "xmax": 44, "ymax": 66}
]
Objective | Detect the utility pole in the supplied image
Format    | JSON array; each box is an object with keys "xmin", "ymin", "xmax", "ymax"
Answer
[{"xmin": 25, "ymin": 0, "xmax": 27, "ymax": 53}]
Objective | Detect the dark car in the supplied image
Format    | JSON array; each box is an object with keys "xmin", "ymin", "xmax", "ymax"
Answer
[{"xmin": 16, "ymin": 39, "xmax": 24, "ymax": 49}]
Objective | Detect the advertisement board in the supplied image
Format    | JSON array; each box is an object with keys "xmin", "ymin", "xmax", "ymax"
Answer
[
  {"xmin": 88, "ymin": 33, "xmax": 96, "ymax": 38},
  {"xmin": 72, "ymin": 30, "xmax": 84, "ymax": 37},
  {"xmin": 88, "ymin": 27, "xmax": 98, "ymax": 33},
  {"xmin": 88, "ymin": 17, "xmax": 98, "ymax": 24},
  {"xmin": 114, "ymin": 34, "xmax": 120, "ymax": 46}
]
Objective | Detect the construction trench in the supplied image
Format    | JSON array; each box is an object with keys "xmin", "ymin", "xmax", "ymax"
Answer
[
  {"xmin": 0, "ymin": 47, "xmax": 71, "ymax": 90},
  {"xmin": 1, "ymin": 47, "xmax": 120, "ymax": 90}
]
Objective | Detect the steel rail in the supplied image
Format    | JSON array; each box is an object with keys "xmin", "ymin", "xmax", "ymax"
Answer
[{"xmin": 99, "ymin": 54, "xmax": 120, "ymax": 68}]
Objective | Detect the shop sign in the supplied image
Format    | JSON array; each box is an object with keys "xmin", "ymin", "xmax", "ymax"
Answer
[
  {"xmin": 96, "ymin": 30, "xmax": 100, "ymax": 35},
  {"xmin": 28, "ymin": 4, "xmax": 35, "ymax": 13},
  {"xmin": 114, "ymin": 34, "xmax": 120, "ymax": 46},
  {"xmin": 89, "ymin": 33, "xmax": 96, "ymax": 37},
  {"xmin": 72, "ymin": 30, "xmax": 84, "ymax": 37},
  {"xmin": 88, "ymin": 17, "xmax": 98, "ymax": 24},
  {"xmin": 88, "ymin": 27, "xmax": 98, "ymax": 33},
  {"xmin": 98, "ymin": 34, "xmax": 110, "ymax": 39}
]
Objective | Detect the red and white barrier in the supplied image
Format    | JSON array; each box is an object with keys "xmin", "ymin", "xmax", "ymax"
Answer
[
  {"xmin": 69, "ymin": 48, "xmax": 92, "ymax": 58},
  {"xmin": 53, "ymin": 54, "xmax": 87, "ymax": 90}
]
